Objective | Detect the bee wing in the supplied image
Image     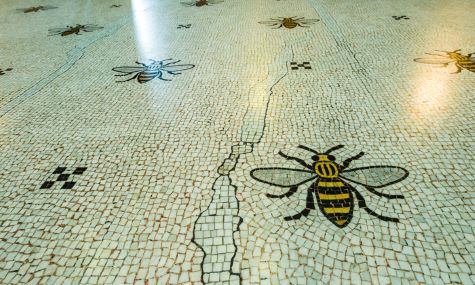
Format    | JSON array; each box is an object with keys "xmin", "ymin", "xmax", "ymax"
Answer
[
  {"xmin": 112, "ymin": 66, "xmax": 145, "ymax": 73},
  {"xmin": 251, "ymin": 167, "xmax": 316, "ymax": 187},
  {"xmin": 208, "ymin": 0, "xmax": 224, "ymax": 3},
  {"xmin": 413, "ymin": 57, "xmax": 455, "ymax": 65},
  {"xmin": 160, "ymin": 64, "xmax": 195, "ymax": 73},
  {"xmin": 299, "ymin": 19, "xmax": 320, "ymax": 23},
  {"xmin": 48, "ymin": 27, "xmax": 68, "ymax": 34},
  {"xmin": 82, "ymin": 25, "xmax": 104, "ymax": 32},
  {"xmin": 341, "ymin": 166, "xmax": 409, "ymax": 188},
  {"xmin": 42, "ymin": 5, "xmax": 58, "ymax": 10},
  {"xmin": 180, "ymin": 0, "xmax": 196, "ymax": 6}
]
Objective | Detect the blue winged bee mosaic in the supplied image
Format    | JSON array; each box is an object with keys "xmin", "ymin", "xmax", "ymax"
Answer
[{"xmin": 112, "ymin": 59, "xmax": 195, "ymax": 83}]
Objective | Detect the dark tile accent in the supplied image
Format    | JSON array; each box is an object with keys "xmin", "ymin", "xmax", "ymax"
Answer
[
  {"xmin": 56, "ymin": 174, "xmax": 70, "ymax": 181},
  {"xmin": 62, "ymin": 182, "xmax": 76, "ymax": 190},
  {"xmin": 40, "ymin": 181, "xmax": 55, "ymax": 189},
  {"xmin": 40, "ymin": 167, "xmax": 87, "ymax": 190},
  {"xmin": 290, "ymin": 62, "xmax": 312, "ymax": 70},
  {"xmin": 53, "ymin": 167, "xmax": 67, "ymax": 174},
  {"xmin": 73, "ymin": 167, "xmax": 87, "ymax": 175}
]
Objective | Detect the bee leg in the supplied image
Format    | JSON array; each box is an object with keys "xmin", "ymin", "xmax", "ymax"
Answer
[
  {"xmin": 297, "ymin": 144, "xmax": 320, "ymax": 154},
  {"xmin": 284, "ymin": 186, "xmax": 315, "ymax": 221},
  {"xmin": 451, "ymin": 64, "xmax": 462, "ymax": 74},
  {"xmin": 425, "ymin": 52, "xmax": 445, "ymax": 57},
  {"xmin": 160, "ymin": 58, "xmax": 174, "ymax": 64},
  {"xmin": 467, "ymin": 52, "xmax": 474, "ymax": 57},
  {"xmin": 116, "ymin": 73, "xmax": 138, "ymax": 82},
  {"xmin": 115, "ymin": 72, "xmax": 138, "ymax": 77},
  {"xmin": 266, "ymin": 186, "xmax": 299, "ymax": 199},
  {"xmin": 323, "ymin": 144, "xmax": 344, "ymax": 154},
  {"xmin": 352, "ymin": 188, "xmax": 399, "ymax": 223},
  {"xmin": 341, "ymin": 152, "xmax": 364, "ymax": 170},
  {"xmin": 278, "ymin": 151, "xmax": 312, "ymax": 170},
  {"xmin": 136, "ymin": 61, "xmax": 147, "ymax": 66},
  {"xmin": 163, "ymin": 60, "xmax": 182, "ymax": 66},
  {"xmin": 365, "ymin": 187, "xmax": 404, "ymax": 199},
  {"xmin": 157, "ymin": 73, "xmax": 171, "ymax": 81}
]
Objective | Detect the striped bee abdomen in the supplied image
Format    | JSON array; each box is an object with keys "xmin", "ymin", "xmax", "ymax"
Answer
[
  {"xmin": 449, "ymin": 53, "xmax": 475, "ymax": 73},
  {"xmin": 458, "ymin": 57, "xmax": 475, "ymax": 72},
  {"xmin": 138, "ymin": 69, "xmax": 160, "ymax": 83},
  {"xmin": 282, "ymin": 19, "xmax": 298, "ymax": 29},
  {"xmin": 316, "ymin": 178, "xmax": 354, "ymax": 228}
]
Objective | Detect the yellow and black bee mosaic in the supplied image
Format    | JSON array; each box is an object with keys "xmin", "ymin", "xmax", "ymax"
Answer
[
  {"xmin": 259, "ymin": 17, "xmax": 319, "ymax": 29},
  {"xmin": 181, "ymin": 0, "xmax": 224, "ymax": 7},
  {"xmin": 17, "ymin": 5, "xmax": 57, "ymax": 13},
  {"xmin": 48, "ymin": 24, "xmax": 103, "ymax": 37},
  {"xmin": 251, "ymin": 145, "xmax": 408, "ymax": 228},
  {"xmin": 414, "ymin": 49, "xmax": 475, "ymax": 74},
  {"xmin": 112, "ymin": 59, "xmax": 195, "ymax": 83}
]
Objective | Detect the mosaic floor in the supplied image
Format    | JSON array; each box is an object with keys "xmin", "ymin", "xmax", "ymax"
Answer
[{"xmin": 1, "ymin": 0, "xmax": 474, "ymax": 284}]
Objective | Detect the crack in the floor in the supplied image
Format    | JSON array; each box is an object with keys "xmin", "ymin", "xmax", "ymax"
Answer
[
  {"xmin": 0, "ymin": 16, "xmax": 130, "ymax": 118},
  {"xmin": 191, "ymin": 61, "xmax": 289, "ymax": 284}
]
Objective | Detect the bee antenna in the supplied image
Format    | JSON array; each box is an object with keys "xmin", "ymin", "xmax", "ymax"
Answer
[
  {"xmin": 297, "ymin": 145, "xmax": 319, "ymax": 154},
  {"xmin": 324, "ymin": 145, "xmax": 344, "ymax": 154}
]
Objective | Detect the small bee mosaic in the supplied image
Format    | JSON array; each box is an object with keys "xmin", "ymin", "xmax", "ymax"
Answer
[
  {"xmin": 392, "ymin": 15, "xmax": 410, "ymax": 20},
  {"xmin": 0, "ymin": 68, "xmax": 13, "ymax": 76},
  {"xmin": 259, "ymin": 17, "xmax": 319, "ymax": 29},
  {"xmin": 414, "ymin": 49, "xmax": 475, "ymax": 74},
  {"xmin": 112, "ymin": 59, "xmax": 195, "ymax": 83},
  {"xmin": 250, "ymin": 145, "xmax": 408, "ymax": 228},
  {"xmin": 177, "ymin": 24, "xmax": 192, "ymax": 29},
  {"xmin": 17, "ymin": 5, "xmax": 57, "ymax": 13},
  {"xmin": 48, "ymin": 24, "xmax": 103, "ymax": 36},
  {"xmin": 180, "ymin": 0, "xmax": 224, "ymax": 7}
]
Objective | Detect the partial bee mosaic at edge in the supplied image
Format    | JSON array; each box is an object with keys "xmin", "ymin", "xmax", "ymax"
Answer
[
  {"xmin": 414, "ymin": 49, "xmax": 475, "ymax": 73},
  {"xmin": 112, "ymin": 59, "xmax": 195, "ymax": 83},
  {"xmin": 251, "ymin": 145, "xmax": 409, "ymax": 228},
  {"xmin": 180, "ymin": 0, "xmax": 224, "ymax": 7},
  {"xmin": 48, "ymin": 24, "xmax": 103, "ymax": 36},
  {"xmin": 17, "ymin": 5, "xmax": 57, "ymax": 13},
  {"xmin": 0, "ymin": 68, "xmax": 13, "ymax": 76},
  {"xmin": 259, "ymin": 17, "xmax": 320, "ymax": 29}
]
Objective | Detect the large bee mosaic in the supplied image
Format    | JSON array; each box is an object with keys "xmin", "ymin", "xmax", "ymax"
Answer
[
  {"xmin": 250, "ymin": 145, "xmax": 408, "ymax": 228},
  {"xmin": 48, "ymin": 24, "xmax": 103, "ymax": 36},
  {"xmin": 17, "ymin": 5, "xmax": 57, "ymax": 13},
  {"xmin": 259, "ymin": 17, "xmax": 319, "ymax": 29},
  {"xmin": 414, "ymin": 49, "xmax": 475, "ymax": 74},
  {"xmin": 112, "ymin": 59, "xmax": 195, "ymax": 83},
  {"xmin": 180, "ymin": 0, "xmax": 224, "ymax": 7}
]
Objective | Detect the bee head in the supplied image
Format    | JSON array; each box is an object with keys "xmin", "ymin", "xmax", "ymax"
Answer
[{"xmin": 312, "ymin": 154, "xmax": 335, "ymax": 161}]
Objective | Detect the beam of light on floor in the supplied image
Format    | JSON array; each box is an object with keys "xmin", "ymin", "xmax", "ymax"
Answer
[
  {"xmin": 131, "ymin": 0, "xmax": 167, "ymax": 61},
  {"xmin": 411, "ymin": 68, "xmax": 451, "ymax": 123}
]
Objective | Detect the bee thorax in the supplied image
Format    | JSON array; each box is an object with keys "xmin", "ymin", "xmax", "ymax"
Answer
[{"xmin": 315, "ymin": 161, "xmax": 339, "ymax": 178}]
